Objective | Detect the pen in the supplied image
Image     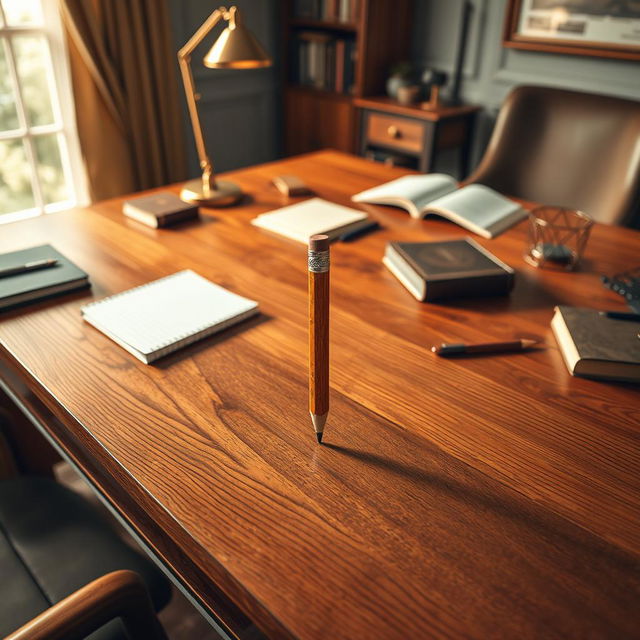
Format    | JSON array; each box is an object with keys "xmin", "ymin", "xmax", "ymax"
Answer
[
  {"xmin": 339, "ymin": 220, "xmax": 380, "ymax": 242},
  {"xmin": 432, "ymin": 339, "xmax": 538, "ymax": 356},
  {"xmin": 309, "ymin": 234, "xmax": 330, "ymax": 443},
  {"xmin": 600, "ymin": 311, "xmax": 640, "ymax": 321},
  {"xmin": 0, "ymin": 258, "xmax": 58, "ymax": 279}
]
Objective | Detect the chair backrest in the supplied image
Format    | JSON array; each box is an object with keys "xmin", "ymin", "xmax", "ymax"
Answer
[{"xmin": 467, "ymin": 85, "xmax": 640, "ymax": 226}]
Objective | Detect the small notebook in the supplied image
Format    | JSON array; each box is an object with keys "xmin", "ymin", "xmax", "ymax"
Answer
[
  {"xmin": 123, "ymin": 192, "xmax": 198, "ymax": 228},
  {"xmin": 251, "ymin": 197, "xmax": 371, "ymax": 243},
  {"xmin": 81, "ymin": 270, "xmax": 259, "ymax": 364}
]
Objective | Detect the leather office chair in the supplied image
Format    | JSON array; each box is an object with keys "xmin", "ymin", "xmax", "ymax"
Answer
[
  {"xmin": 0, "ymin": 428, "xmax": 171, "ymax": 640},
  {"xmin": 467, "ymin": 85, "xmax": 640, "ymax": 227}
]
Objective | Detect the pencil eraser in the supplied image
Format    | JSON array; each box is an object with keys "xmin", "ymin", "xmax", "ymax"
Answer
[{"xmin": 309, "ymin": 235, "xmax": 330, "ymax": 251}]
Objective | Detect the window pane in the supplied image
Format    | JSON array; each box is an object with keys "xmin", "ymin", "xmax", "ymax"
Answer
[
  {"xmin": 13, "ymin": 35, "xmax": 54, "ymax": 126},
  {"xmin": 33, "ymin": 133, "xmax": 68, "ymax": 205},
  {"xmin": 0, "ymin": 138, "xmax": 35, "ymax": 215},
  {"xmin": 0, "ymin": 39, "xmax": 19, "ymax": 131},
  {"xmin": 1, "ymin": 0, "xmax": 43, "ymax": 26}
]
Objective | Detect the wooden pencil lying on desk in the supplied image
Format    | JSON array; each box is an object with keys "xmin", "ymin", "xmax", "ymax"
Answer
[{"xmin": 308, "ymin": 234, "xmax": 330, "ymax": 443}]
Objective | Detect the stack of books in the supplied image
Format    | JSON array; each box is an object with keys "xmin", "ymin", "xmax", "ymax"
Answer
[
  {"xmin": 291, "ymin": 32, "xmax": 356, "ymax": 94},
  {"xmin": 293, "ymin": 0, "xmax": 360, "ymax": 23}
]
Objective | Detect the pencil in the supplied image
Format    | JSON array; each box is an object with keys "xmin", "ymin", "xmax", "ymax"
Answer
[
  {"xmin": 308, "ymin": 234, "xmax": 330, "ymax": 443},
  {"xmin": 431, "ymin": 339, "xmax": 537, "ymax": 356}
]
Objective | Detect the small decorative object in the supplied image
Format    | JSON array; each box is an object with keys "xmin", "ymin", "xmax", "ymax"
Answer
[
  {"xmin": 386, "ymin": 61, "xmax": 413, "ymax": 99},
  {"xmin": 420, "ymin": 68, "xmax": 448, "ymax": 110},
  {"xmin": 397, "ymin": 85, "xmax": 420, "ymax": 106},
  {"xmin": 178, "ymin": 6, "xmax": 271, "ymax": 206},
  {"xmin": 525, "ymin": 206, "xmax": 593, "ymax": 270},
  {"xmin": 503, "ymin": 0, "xmax": 640, "ymax": 61}
]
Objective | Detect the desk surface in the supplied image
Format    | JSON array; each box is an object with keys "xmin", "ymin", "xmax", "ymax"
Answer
[{"xmin": 0, "ymin": 151, "xmax": 639, "ymax": 640}]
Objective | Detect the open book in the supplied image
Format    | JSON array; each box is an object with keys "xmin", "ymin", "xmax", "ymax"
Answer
[{"xmin": 352, "ymin": 174, "xmax": 526, "ymax": 239}]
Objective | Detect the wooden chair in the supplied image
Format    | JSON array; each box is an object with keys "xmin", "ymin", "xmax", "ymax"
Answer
[
  {"xmin": 6, "ymin": 570, "xmax": 167, "ymax": 640},
  {"xmin": 467, "ymin": 85, "xmax": 640, "ymax": 227},
  {"xmin": 0, "ymin": 420, "xmax": 171, "ymax": 640}
]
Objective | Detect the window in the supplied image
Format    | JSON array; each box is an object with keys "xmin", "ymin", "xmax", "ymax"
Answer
[{"xmin": 0, "ymin": 0, "xmax": 87, "ymax": 224}]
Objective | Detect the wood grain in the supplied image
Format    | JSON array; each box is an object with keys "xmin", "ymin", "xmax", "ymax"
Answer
[{"xmin": 0, "ymin": 151, "xmax": 639, "ymax": 639}]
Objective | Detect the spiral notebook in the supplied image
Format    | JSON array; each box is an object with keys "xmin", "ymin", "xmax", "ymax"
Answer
[{"xmin": 81, "ymin": 270, "xmax": 259, "ymax": 364}]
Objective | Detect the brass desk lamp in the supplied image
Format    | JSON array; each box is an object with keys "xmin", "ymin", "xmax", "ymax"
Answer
[{"xmin": 178, "ymin": 6, "xmax": 271, "ymax": 206}]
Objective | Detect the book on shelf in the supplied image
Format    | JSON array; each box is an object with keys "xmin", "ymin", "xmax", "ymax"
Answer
[
  {"xmin": 0, "ymin": 244, "xmax": 90, "ymax": 311},
  {"xmin": 352, "ymin": 174, "xmax": 526, "ymax": 239},
  {"xmin": 291, "ymin": 32, "xmax": 356, "ymax": 94},
  {"xmin": 382, "ymin": 238, "xmax": 515, "ymax": 302},
  {"xmin": 251, "ymin": 197, "xmax": 371, "ymax": 244},
  {"xmin": 123, "ymin": 192, "xmax": 198, "ymax": 228},
  {"xmin": 293, "ymin": 0, "xmax": 359, "ymax": 22},
  {"xmin": 551, "ymin": 306, "xmax": 640, "ymax": 383},
  {"xmin": 81, "ymin": 270, "xmax": 259, "ymax": 365}
]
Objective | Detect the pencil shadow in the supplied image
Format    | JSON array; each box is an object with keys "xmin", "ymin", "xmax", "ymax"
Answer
[
  {"xmin": 320, "ymin": 443, "xmax": 635, "ymax": 568},
  {"xmin": 152, "ymin": 313, "xmax": 270, "ymax": 369}
]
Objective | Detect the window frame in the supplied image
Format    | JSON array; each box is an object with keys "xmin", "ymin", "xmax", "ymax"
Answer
[{"xmin": 0, "ymin": 0, "xmax": 88, "ymax": 224}]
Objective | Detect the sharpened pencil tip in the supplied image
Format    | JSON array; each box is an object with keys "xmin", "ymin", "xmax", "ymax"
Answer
[{"xmin": 310, "ymin": 412, "xmax": 328, "ymax": 443}]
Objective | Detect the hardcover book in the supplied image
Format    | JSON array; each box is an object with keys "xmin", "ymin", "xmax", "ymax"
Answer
[
  {"xmin": 551, "ymin": 306, "xmax": 640, "ymax": 383},
  {"xmin": 123, "ymin": 192, "xmax": 198, "ymax": 228},
  {"xmin": 353, "ymin": 174, "xmax": 526, "ymax": 238},
  {"xmin": 0, "ymin": 245, "xmax": 90, "ymax": 310},
  {"xmin": 383, "ymin": 238, "xmax": 515, "ymax": 302}
]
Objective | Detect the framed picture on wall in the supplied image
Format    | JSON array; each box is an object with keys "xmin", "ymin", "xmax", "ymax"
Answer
[{"xmin": 503, "ymin": 0, "xmax": 640, "ymax": 60}]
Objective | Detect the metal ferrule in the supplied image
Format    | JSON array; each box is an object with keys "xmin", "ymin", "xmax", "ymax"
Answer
[{"xmin": 308, "ymin": 249, "xmax": 330, "ymax": 273}]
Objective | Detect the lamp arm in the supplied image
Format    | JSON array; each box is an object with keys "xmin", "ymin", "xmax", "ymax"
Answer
[{"xmin": 178, "ymin": 6, "xmax": 231, "ymax": 194}]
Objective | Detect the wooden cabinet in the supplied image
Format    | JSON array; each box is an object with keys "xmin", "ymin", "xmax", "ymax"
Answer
[
  {"xmin": 282, "ymin": 0, "xmax": 412, "ymax": 156},
  {"xmin": 355, "ymin": 96, "xmax": 482, "ymax": 178}
]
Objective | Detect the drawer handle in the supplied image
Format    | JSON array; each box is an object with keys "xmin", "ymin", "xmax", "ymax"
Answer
[{"xmin": 387, "ymin": 125, "xmax": 401, "ymax": 139}]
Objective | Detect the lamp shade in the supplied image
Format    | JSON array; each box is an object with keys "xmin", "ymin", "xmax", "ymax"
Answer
[{"xmin": 204, "ymin": 23, "xmax": 271, "ymax": 69}]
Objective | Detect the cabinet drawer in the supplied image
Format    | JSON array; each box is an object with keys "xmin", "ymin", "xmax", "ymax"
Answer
[{"xmin": 366, "ymin": 113, "xmax": 425, "ymax": 153}]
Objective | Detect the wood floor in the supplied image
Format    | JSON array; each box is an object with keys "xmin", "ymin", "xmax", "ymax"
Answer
[{"xmin": 55, "ymin": 462, "xmax": 222, "ymax": 640}]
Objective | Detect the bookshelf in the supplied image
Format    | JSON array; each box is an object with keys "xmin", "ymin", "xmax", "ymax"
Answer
[{"xmin": 283, "ymin": 0, "xmax": 413, "ymax": 156}]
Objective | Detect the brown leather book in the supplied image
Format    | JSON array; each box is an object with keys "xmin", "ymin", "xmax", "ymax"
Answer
[
  {"xmin": 551, "ymin": 306, "xmax": 640, "ymax": 383},
  {"xmin": 123, "ymin": 192, "xmax": 198, "ymax": 228},
  {"xmin": 383, "ymin": 238, "xmax": 514, "ymax": 302}
]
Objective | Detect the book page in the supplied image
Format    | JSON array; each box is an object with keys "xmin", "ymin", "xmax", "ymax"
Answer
[
  {"xmin": 352, "ymin": 175, "xmax": 457, "ymax": 215},
  {"xmin": 425, "ymin": 184, "xmax": 524, "ymax": 236}
]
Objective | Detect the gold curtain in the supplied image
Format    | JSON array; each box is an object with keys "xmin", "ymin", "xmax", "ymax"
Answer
[{"xmin": 61, "ymin": 0, "xmax": 187, "ymax": 201}]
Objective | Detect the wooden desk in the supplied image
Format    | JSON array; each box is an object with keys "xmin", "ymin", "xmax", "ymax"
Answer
[{"xmin": 0, "ymin": 151, "xmax": 638, "ymax": 640}]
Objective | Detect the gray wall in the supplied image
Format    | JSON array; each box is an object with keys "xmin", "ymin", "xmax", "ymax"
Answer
[
  {"xmin": 167, "ymin": 0, "xmax": 281, "ymax": 178},
  {"xmin": 412, "ymin": 0, "xmax": 640, "ymax": 174}
]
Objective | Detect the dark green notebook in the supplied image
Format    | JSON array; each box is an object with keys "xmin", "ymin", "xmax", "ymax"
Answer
[{"xmin": 0, "ymin": 245, "xmax": 90, "ymax": 310}]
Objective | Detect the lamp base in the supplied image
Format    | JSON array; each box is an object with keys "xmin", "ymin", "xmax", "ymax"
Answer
[{"xmin": 180, "ymin": 179, "xmax": 243, "ymax": 207}]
